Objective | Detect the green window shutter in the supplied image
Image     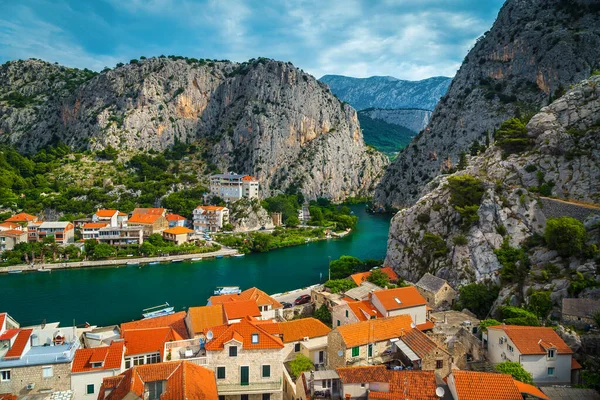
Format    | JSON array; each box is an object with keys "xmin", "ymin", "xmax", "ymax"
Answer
[
  {"xmin": 86, "ymin": 384, "xmax": 94, "ymax": 394},
  {"xmin": 217, "ymin": 367, "xmax": 226, "ymax": 379},
  {"xmin": 352, "ymin": 346, "xmax": 359, "ymax": 357},
  {"xmin": 262, "ymin": 365, "xmax": 271, "ymax": 377}
]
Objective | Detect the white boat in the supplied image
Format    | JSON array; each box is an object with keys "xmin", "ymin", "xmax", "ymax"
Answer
[
  {"xmin": 214, "ymin": 286, "xmax": 241, "ymax": 295},
  {"xmin": 233, "ymin": 253, "xmax": 245, "ymax": 258},
  {"xmin": 190, "ymin": 257, "xmax": 202, "ymax": 261},
  {"xmin": 148, "ymin": 261, "xmax": 160, "ymax": 265},
  {"xmin": 142, "ymin": 303, "xmax": 174, "ymax": 319},
  {"xmin": 171, "ymin": 259, "xmax": 183, "ymax": 263},
  {"xmin": 37, "ymin": 268, "xmax": 51, "ymax": 273},
  {"xmin": 127, "ymin": 261, "xmax": 140, "ymax": 266},
  {"xmin": 8, "ymin": 270, "xmax": 22, "ymax": 274}
]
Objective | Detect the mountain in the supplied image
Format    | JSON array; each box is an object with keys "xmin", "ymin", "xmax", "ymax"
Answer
[
  {"xmin": 319, "ymin": 75, "xmax": 451, "ymax": 111},
  {"xmin": 385, "ymin": 75, "xmax": 600, "ymax": 295},
  {"xmin": 356, "ymin": 111, "xmax": 416, "ymax": 157},
  {"xmin": 359, "ymin": 108, "xmax": 432, "ymax": 134},
  {"xmin": 0, "ymin": 57, "xmax": 387, "ymax": 201},
  {"xmin": 374, "ymin": 0, "xmax": 600, "ymax": 209}
]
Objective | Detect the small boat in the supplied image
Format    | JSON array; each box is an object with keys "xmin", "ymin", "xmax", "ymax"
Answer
[
  {"xmin": 37, "ymin": 268, "xmax": 51, "ymax": 273},
  {"xmin": 214, "ymin": 286, "xmax": 241, "ymax": 295},
  {"xmin": 148, "ymin": 261, "xmax": 160, "ymax": 265},
  {"xmin": 171, "ymin": 259, "xmax": 183, "ymax": 263},
  {"xmin": 190, "ymin": 257, "xmax": 202, "ymax": 262},
  {"xmin": 215, "ymin": 255, "xmax": 224, "ymax": 259},
  {"xmin": 233, "ymin": 253, "xmax": 245, "ymax": 258},
  {"xmin": 126, "ymin": 261, "xmax": 140, "ymax": 266},
  {"xmin": 8, "ymin": 270, "xmax": 23, "ymax": 274},
  {"xmin": 142, "ymin": 302, "xmax": 174, "ymax": 319}
]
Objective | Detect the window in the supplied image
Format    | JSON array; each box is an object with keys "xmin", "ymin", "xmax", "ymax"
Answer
[
  {"xmin": 352, "ymin": 346, "xmax": 359, "ymax": 357},
  {"xmin": 217, "ymin": 367, "xmax": 226, "ymax": 379},
  {"xmin": 345, "ymin": 310, "xmax": 349, "ymax": 318},
  {"xmin": 548, "ymin": 367, "xmax": 555, "ymax": 376},
  {"xmin": 241, "ymin": 395, "xmax": 249, "ymax": 400},
  {"xmin": 0, "ymin": 370, "xmax": 10, "ymax": 382},
  {"xmin": 42, "ymin": 366, "xmax": 53, "ymax": 378},
  {"xmin": 146, "ymin": 353, "xmax": 160, "ymax": 364},
  {"xmin": 508, "ymin": 345, "xmax": 514, "ymax": 353},
  {"xmin": 219, "ymin": 396, "xmax": 225, "ymax": 400},
  {"xmin": 337, "ymin": 320, "xmax": 340, "ymax": 327},
  {"xmin": 125, "ymin": 359, "xmax": 131, "ymax": 369},
  {"xmin": 86, "ymin": 384, "xmax": 94, "ymax": 395},
  {"xmin": 262, "ymin": 365, "xmax": 271, "ymax": 378},
  {"xmin": 252, "ymin": 333, "xmax": 259, "ymax": 344},
  {"xmin": 368, "ymin": 344, "xmax": 373, "ymax": 357},
  {"xmin": 133, "ymin": 355, "xmax": 145, "ymax": 365},
  {"xmin": 262, "ymin": 394, "xmax": 270, "ymax": 400},
  {"xmin": 91, "ymin": 362, "xmax": 103, "ymax": 369},
  {"xmin": 548, "ymin": 349, "xmax": 555, "ymax": 359},
  {"xmin": 146, "ymin": 381, "xmax": 165, "ymax": 400},
  {"xmin": 360, "ymin": 383, "xmax": 365, "ymax": 388},
  {"xmin": 294, "ymin": 343, "xmax": 301, "ymax": 352},
  {"xmin": 499, "ymin": 338, "xmax": 504, "ymax": 345},
  {"xmin": 436, "ymin": 360, "xmax": 443, "ymax": 369},
  {"xmin": 229, "ymin": 346, "xmax": 238, "ymax": 357},
  {"xmin": 322, "ymin": 380, "xmax": 327, "ymax": 388}
]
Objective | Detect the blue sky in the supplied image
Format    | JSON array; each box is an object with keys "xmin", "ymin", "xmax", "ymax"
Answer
[{"xmin": 0, "ymin": 0, "xmax": 505, "ymax": 80}]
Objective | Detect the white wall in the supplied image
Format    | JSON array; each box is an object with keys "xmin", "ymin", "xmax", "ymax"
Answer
[
  {"xmin": 71, "ymin": 370, "xmax": 119, "ymax": 400},
  {"xmin": 521, "ymin": 354, "xmax": 572, "ymax": 384},
  {"xmin": 370, "ymin": 295, "xmax": 427, "ymax": 325},
  {"xmin": 487, "ymin": 329, "xmax": 521, "ymax": 364}
]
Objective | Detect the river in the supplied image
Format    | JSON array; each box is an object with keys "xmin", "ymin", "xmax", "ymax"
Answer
[{"xmin": 0, "ymin": 205, "xmax": 391, "ymax": 327}]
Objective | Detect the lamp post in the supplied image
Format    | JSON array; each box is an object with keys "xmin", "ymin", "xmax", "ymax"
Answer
[{"xmin": 328, "ymin": 256, "xmax": 331, "ymax": 281}]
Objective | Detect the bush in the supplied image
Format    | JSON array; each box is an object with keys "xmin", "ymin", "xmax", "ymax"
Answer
[
  {"xmin": 453, "ymin": 235, "xmax": 468, "ymax": 246},
  {"xmin": 289, "ymin": 354, "xmax": 313, "ymax": 379},
  {"xmin": 323, "ymin": 279, "xmax": 357, "ymax": 294},
  {"xmin": 545, "ymin": 217, "xmax": 587, "ymax": 257},
  {"xmin": 528, "ymin": 291, "xmax": 552, "ymax": 320},
  {"xmin": 495, "ymin": 238, "xmax": 530, "ymax": 284},
  {"xmin": 479, "ymin": 319, "xmax": 501, "ymax": 333},
  {"xmin": 330, "ymin": 256, "xmax": 365, "ymax": 279},
  {"xmin": 417, "ymin": 213, "xmax": 431, "ymax": 224},
  {"xmin": 447, "ymin": 175, "xmax": 484, "ymax": 227},
  {"xmin": 495, "ymin": 361, "xmax": 533, "ymax": 384},
  {"xmin": 495, "ymin": 118, "xmax": 530, "ymax": 154},
  {"xmin": 499, "ymin": 306, "xmax": 539, "ymax": 326},
  {"xmin": 314, "ymin": 304, "xmax": 332, "ymax": 325},
  {"xmin": 367, "ymin": 269, "xmax": 391, "ymax": 287},
  {"xmin": 454, "ymin": 283, "xmax": 499, "ymax": 319}
]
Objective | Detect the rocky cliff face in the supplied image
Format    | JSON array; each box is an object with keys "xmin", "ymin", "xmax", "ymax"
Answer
[
  {"xmin": 385, "ymin": 76, "xmax": 600, "ymax": 290},
  {"xmin": 0, "ymin": 57, "xmax": 386, "ymax": 201},
  {"xmin": 359, "ymin": 108, "xmax": 432, "ymax": 134},
  {"xmin": 319, "ymin": 75, "xmax": 451, "ymax": 111},
  {"xmin": 229, "ymin": 198, "xmax": 275, "ymax": 232},
  {"xmin": 375, "ymin": 0, "xmax": 600, "ymax": 208}
]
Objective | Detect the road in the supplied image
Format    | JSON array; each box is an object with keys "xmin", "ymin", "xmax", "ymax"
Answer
[{"xmin": 271, "ymin": 284, "xmax": 322, "ymax": 304}]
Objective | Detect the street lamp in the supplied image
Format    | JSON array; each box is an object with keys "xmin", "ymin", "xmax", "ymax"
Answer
[{"xmin": 328, "ymin": 256, "xmax": 331, "ymax": 281}]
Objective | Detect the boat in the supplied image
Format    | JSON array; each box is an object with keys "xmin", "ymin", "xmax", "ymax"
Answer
[
  {"xmin": 214, "ymin": 286, "xmax": 241, "ymax": 295},
  {"xmin": 37, "ymin": 268, "xmax": 51, "ymax": 273},
  {"xmin": 171, "ymin": 259, "xmax": 183, "ymax": 263},
  {"xmin": 8, "ymin": 270, "xmax": 22, "ymax": 274},
  {"xmin": 142, "ymin": 303, "xmax": 174, "ymax": 319},
  {"xmin": 232, "ymin": 253, "xmax": 245, "ymax": 258},
  {"xmin": 148, "ymin": 261, "xmax": 160, "ymax": 265},
  {"xmin": 190, "ymin": 257, "xmax": 202, "ymax": 262},
  {"xmin": 215, "ymin": 255, "xmax": 224, "ymax": 259},
  {"xmin": 126, "ymin": 261, "xmax": 140, "ymax": 266}
]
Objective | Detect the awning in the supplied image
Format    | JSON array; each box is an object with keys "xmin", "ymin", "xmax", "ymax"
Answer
[{"xmin": 395, "ymin": 339, "xmax": 420, "ymax": 362}]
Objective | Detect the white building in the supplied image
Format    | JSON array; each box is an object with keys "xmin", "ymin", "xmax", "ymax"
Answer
[
  {"xmin": 193, "ymin": 206, "xmax": 229, "ymax": 233},
  {"xmin": 70, "ymin": 342, "xmax": 125, "ymax": 400},
  {"xmin": 487, "ymin": 325, "xmax": 577, "ymax": 384},
  {"xmin": 209, "ymin": 173, "xmax": 259, "ymax": 202},
  {"xmin": 81, "ymin": 223, "xmax": 109, "ymax": 240},
  {"xmin": 97, "ymin": 226, "xmax": 144, "ymax": 246},
  {"xmin": 38, "ymin": 221, "xmax": 75, "ymax": 244}
]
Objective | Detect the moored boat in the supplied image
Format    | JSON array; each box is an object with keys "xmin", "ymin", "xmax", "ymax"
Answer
[
  {"xmin": 8, "ymin": 270, "xmax": 22, "ymax": 274},
  {"xmin": 190, "ymin": 257, "xmax": 202, "ymax": 261},
  {"xmin": 214, "ymin": 286, "xmax": 241, "ymax": 295},
  {"xmin": 215, "ymin": 255, "xmax": 224, "ymax": 259},
  {"xmin": 233, "ymin": 253, "xmax": 245, "ymax": 258},
  {"xmin": 142, "ymin": 302, "xmax": 174, "ymax": 319},
  {"xmin": 171, "ymin": 259, "xmax": 183, "ymax": 263},
  {"xmin": 148, "ymin": 261, "xmax": 160, "ymax": 265},
  {"xmin": 37, "ymin": 268, "xmax": 51, "ymax": 273},
  {"xmin": 126, "ymin": 261, "xmax": 140, "ymax": 266}
]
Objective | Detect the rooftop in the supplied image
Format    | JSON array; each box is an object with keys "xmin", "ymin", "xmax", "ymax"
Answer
[
  {"xmin": 209, "ymin": 287, "xmax": 283, "ymax": 309},
  {"xmin": 335, "ymin": 315, "xmax": 414, "ymax": 347},
  {"xmin": 450, "ymin": 371, "xmax": 522, "ymax": 400},
  {"xmin": 72, "ymin": 342, "xmax": 124, "ymax": 373},
  {"xmin": 94, "ymin": 210, "xmax": 119, "ymax": 218},
  {"xmin": 0, "ymin": 230, "xmax": 27, "ymax": 238},
  {"xmin": 6, "ymin": 213, "xmax": 37, "ymax": 222},
  {"xmin": 163, "ymin": 226, "xmax": 194, "ymax": 235},
  {"xmin": 222, "ymin": 300, "xmax": 261, "ymax": 320},
  {"xmin": 39, "ymin": 221, "xmax": 72, "ymax": 229},
  {"xmin": 350, "ymin": 267, "xmax": 399, "ymax": 286},
  {"xmin": 187, "ymin": 305, "xmax": 226, "ymax": 335},
  {"xmin": 562, "ymin": 297, "xmax": 600, "ymax": 318},
  {"xmin": 487, "ymin": 325, "xmax": 573, "ymax": 355},
  {"xmin": 166, "ymin": 213, "xmax": 186, "ymax": 221},
  {"xmin": 415, "ymin": 272, "xmax": 450, "ymax": 293},
  {"xmin": 344, "ymin": 281, "xmax": 381, "ymax": 301},
  {"xmin": 399, "ymin": 328, "xmax": 449, "ymax": 359},
  {"xmin": 122, "ymin": 327, "xmax": 183, "ymax": 358},
  {"xmin": 131, "ymin": 207, "xmax": 166, "ymax": 216},
  {"xmin": 204, "ymin": 318, "xmax": 284, "ymax": 351},
  {"xmin": 346, "ymin": 300, "xmax": 384, "ymax": 322},
  {"xmin": 82, "ymin": 222, "xmax": 109, "ymax": 229},
  {"xmin": 120, "ymin": 311, "xmax": 189, "ymax": 339},
  {"xmin": 128, "ymin": 214, "xmax": 164, "ymax": 224},
  {"xmin": 540, "ymin": 387, "xmax": 600, "ymax": 400},
  {"xmin": 0, "ymin": 338, "xmax": 79, "ymax": 368},
  {"xmin": 196, "ymin": 205, "xmax": 227, "ymax": 211},
  {"xmin": 372, "ymin": 286, "xmax": 427, "ymax": 311},
  {"xmin": 277, "ymin": 318, "xmax": 331, "ymax": 343}
]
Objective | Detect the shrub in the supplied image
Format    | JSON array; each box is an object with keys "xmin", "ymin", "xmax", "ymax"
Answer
[
  {"xmin": 323, "ymin": 279, "xmax": 357, "ymax": 294},
  {"xmin": 454, "ymin": 283, "xmax": 499, "ymax": 319},
  {"xmin": 495, "ymin": 238, "xmax": 530, "ymax": 284},
  {"xmin": 545, "ymin": 217, "xmax": 587, "ymax": 257},
  {"xmin": 417, "ymin": 213, "xmax": 431, "ymax": 224},
  {"xmin": 453, "ymin": 235, "xmax": 468, "ymax": 246},
  {"xmin": 367, "ymin": 269, "xmax": 391, "ymax": 287},
  {"xmin": 289, "ymin": 354, "xmax": 314, "ymax": 379},
  {"xmin": 285, "ymin": 215, "xmax": 300, "ymax": 228},
  {"xmin": 314, "ymin": 304, "xmax": 332, "ymax": 325},
  {"xmin": 499, "ymin": 306, "xmax": 539, "ymax": 326},
  {"xmin": 524, "ymin": 164, "xmax": 537, "ymax": 173},
  {"xmin": 479, "ymin": 319, "xmax": 501, "ymax": 333},
  {"xmin": 495, "ymin": 118, "xmax": 530, "ymax": 154},
  {"xmin": 528, "ymin": 291, "xmax": 553, "ymax": 320},
  {"xmin": 447, "ymin": 175, "xmax": 484, "ymax": 227},
  {"xmin": 330, "ymin": 256, "xmax": 365, "ymax": 280},
  {"xmin": 495, "ymin": 361, "xmax": 533, "ymax": 384}
]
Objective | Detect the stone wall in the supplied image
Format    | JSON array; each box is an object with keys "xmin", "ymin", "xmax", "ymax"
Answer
[
  {"xmin": 282, "ymin": 304, "xmax": 314, "ymax": 321},
  {"xmin": 331, "ymin": 304, "xmax": 361, "ymax": 327},
  {"xmin": 540, "ymin": 198, "xmax": 600, "ymax": 222},
  {"xmin": 430, "ymin": 328, "xmax": 483, "ymax": 370},
  {"xmin": 326, "ymin": 330, "xmax": 347, "ymax": 369},
  {"xmin": 0, "ymin": 362, "xmax": 71, "ymax": 396},
  {"xmin": 562, "ymin": 314, "xmax": 594, "ymax": 330},
  {"xmin": 421, "ymin": 347, "xmax": 452, "ymax": 378}
]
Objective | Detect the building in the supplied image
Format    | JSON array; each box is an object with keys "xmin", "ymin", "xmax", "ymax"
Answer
[
  {"xmin": 193, "ymin": 206, "xmax": 229, "ymax": 233},
  {"xmin": 165, "ymin": 213, "xmax": 187, "ymax": 228},
  {"xmin": 0, "ymin": 312, "xmax": 80, "ymax": 396},
  {"xmin": 394, "ymin": 327, "xmax": 452, "ymax": 378},
  {"xmin": 70, "ymin": 342, "xmax": 125, "ymax": 400},
  {"xmin": 120, "ymin": 312, "xmax": 189, "ymax": 341},
  {"xmin": 271, "ymin": 213, "xmax": 282, "ymax": 227},
  {"xmin": 162, "ymin": 226, "xmax": 194, "ymax": 245},
  {"xmin": 97, "ymin": 227, "xmax": 144, "ymax": 246},
  {"xmin": 333, "ymin": 300, "xmax": 384, "ymax": 327},
  {"xmin": 185, "ymin": 305, "xmax": 227, "ymax": 339},
  {"xmin": 0, "ymin": 230, "xmax": 27, "ymax": 253},
  {"xmin": 204, "ymin": 317, "xmax": 284, "ymax": 400},
  {"xmin": 81, "ymin": 223, "xmax": 109, "ymax": 240},
  {"xmin": 415, "ymin": 273, "xmax": 457, "ymax": 309},
  {"xmin": 37, "ymin": 221, "xmax": 75, "ymax": 244},
  {"xmin": 122, "ymin": 327, "xmax": 183, "ymax": 368},
  {"xmin": 127, "ymin": 214, "xmax": 168, "ymax": 237},
  {"xmin": 311, "ymin": 288, "xmax": 345, "ymax": 312},
  {"xmin": 0, "ymin": 223, "xmax": 22, "ymax": 232},
  {"xmin": 349, "ymin": 267, "xmax": 398, "ymax": 287},
  {"xmin": 344, "ymin": 281, "xmax": 382, "ymax": 301},
  {"xmin": 297, "ymin": 206, "xmax": 310, "ymax": 223},
  {"xmin": 327, "ymin": 315, "xmax": 414, "ymax": 369},
  {"xmin": 448, "ymin": 370, "xmax": 551, "ymax": 400},
  {"xmin": 487, "ymin": 325, "xmax": 577, "ymax": 384},
  {"xmin": 209, "ymin": 173, "xmax": 259, "ymax": 202},
  {"xmin": 5, "ymin": 213, "xmax": 38, "ymax": 224},
  {"xmin": 97, "ymin": 361, "xmax": 218, "ymax": 400},
  {"xmin": 208, "ymin": 287, "xmax": 284, "ymax": 320},
  {"xmin": 561, "ymin": 298, "xmax": 600, "ymax": 329},
  {"xmin": 27, "ymin": 221, "xmax": 43, "ymax": 242},
  {"xmin": 131, "ymin": 208, "xmax": 167, "ymax": 217},
  {"xmin": 92, "ymin": 210, "xmax": 119, "ymax": 227},
  {"xmin": 278, "ymin": 318, "xmax": 330, "ymax": 365}
]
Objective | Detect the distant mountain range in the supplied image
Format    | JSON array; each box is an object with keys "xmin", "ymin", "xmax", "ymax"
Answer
[{"xmin": 319, "ymin": 75, "xmax": 452, "ymax": 111}]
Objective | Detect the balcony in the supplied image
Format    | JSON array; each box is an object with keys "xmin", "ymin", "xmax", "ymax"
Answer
[
  {"xmin": 217, "ymin": 379, "xmax": 282, "ymax": 394},
  {"xmin": 164, "ymin": 338, "xmax": 207, "ymax": 365}
]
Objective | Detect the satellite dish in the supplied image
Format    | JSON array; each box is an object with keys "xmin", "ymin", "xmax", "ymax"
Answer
[
  {"xmin": 206, "ymin": 330, "xmax": 214, "ymax": 341},
  {"xmin": 410, "ymin": 322, "xmax": 416, "ymax": 329},
  {"xmin": 435, "ymin": 387, "xmax": 445, "ymax": 398},
  {"xmin": 337, "ymin": 350, "xmax": 343, "ymax": 357}
]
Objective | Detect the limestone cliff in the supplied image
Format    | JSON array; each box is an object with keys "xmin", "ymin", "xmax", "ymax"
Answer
[{"xmin": 229, "ymin": 198, "xmax": 275, "ymax": 232}]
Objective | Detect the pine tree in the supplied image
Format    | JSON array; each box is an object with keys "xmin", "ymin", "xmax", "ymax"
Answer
[{"xmin": 457, "ymin": 152, "xmax": 468, "ymax": 170}]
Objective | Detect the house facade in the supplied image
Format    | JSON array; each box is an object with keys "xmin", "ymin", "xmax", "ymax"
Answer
[
  {"xmin": 193, "ymin": 206, "xmax": 229, "ymax": 233},
  {"xmin": 162, "ymin": 227, "xmax": 194, "ymax": 245},
  {"xmin": 166, "ymin": 213, "xmax": 187, "ymax": 228},
  {"xmin": 0, "ymin": 230, "xmax": 27, "ymax": 254},
  {"xmin": 81, "ymin": 223, "xmax": 109, "ymax": 240},
  {"xmin": 209, "ymin": 173, "xmax": 259, "ymax": 202},
  {"xmin": 561, "ymin": 298, "xmax": 600, "ymax": 329},
  {"xmin": 70, "ymin": 342, "xmax": 125, "ymax": 400},
  {"xmin": 415, "ymin": 273, "xmax": 457, "ymax": 310},
  {"xmin": 92, "ymin": 210, "xmax": 119, "ymax": 227},
  {"xmin": 37, "ymin": 222, "xmax": 75, "ymax": 244},
  {"xmin": 370, "ymin": 286, "xmax": 429, "ymax": 326},
  {"xmin": 97, "ymin": 227, "xmax": 144, "ymax": 246},
  {"xmin": 127, "ymin": 214, "xmax": 168, "ymax": 237}
]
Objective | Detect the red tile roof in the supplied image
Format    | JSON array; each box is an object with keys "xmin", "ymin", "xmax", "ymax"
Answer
[
  {"xmin": 204, "ymin": 318, "xmax": 284, "ymax": 350},
  {"xmin": 336, "ymin": 315, "xmax": 414, "ymax": 348},
  {"xmin": 572, "ymin": 359, "xmax": 583, "ymax": 369},
  {"xmin": 132, "ymin": 208, "xmax": 166, "ymax": 216},
  {"xmin": 6, "ymin": 213, "xmax": 37, "ymax": 223},
  {"xmin": 0, "ymin": 394, "xmax": 17, "ymax": 400},
  {"xmin": 128, "ymin": 214, "xmax": 163, "ymax": 224},
  {"xmin": 400, "ymin": 328, "xmax": 449, "ymax": 359},
  {"xmin": 0, "ymin": 230, "xmax": 26, "ymax": 238},
  {"xmin": 451, "ymin": 371, "xmax": 522, "ymax": 400},
  {"xmin": 222, "ymin": 300, "xmax": 261, "ymax": 320},
  {"xmin": 123, "ymin": 327, "xmax": 183, "ymax": 358},
  {"xmin": 82, "ymin": 222, "xmax": 109, "ymax": 229},
  {"xmin": 209, "ymin": 287, "xmax": 283, "ymax": 309},
  {"xmin": 417, "ymin": 320, "xmax": 435, "ymax": 331},
  {"xmin": 0, "ymin": 222, "xmax": 20, "ymax": 230},
  {"xmin": 488, "ymin": 325, "xmax": 573, "ymax": 355},
  {"xmin": 166, "ymin": 213, "xmax": 186, "ymax": 221},
  {"xmin": 187, "ymin": 305, "xmax": 227, "ymax": 335},
  {"xmin": 372, "ymin": 286, "xmax": 427, "ymax": 311},
  {"xmin": 196, "ymin": 206, "xmax": 226, "ymax": 211},
  {"xmin": 242, "ymin": 175, "xmax": 256, "ymax": 181},
  {"xmin": 350, "ymin": 267, "xmax": 399, "ymax": 286},
  {"xmin": 0, "ymin": 313, "xmax": 5, "ymax": 330},
  {"xmin": 4, "ymin": 328, "xmax": 32, "ymax": 359},
  {"xmin": 513, "ymin": 380, "xmax": 550, "ymax": 400},
  {"xmin": 277, "ymin": 318, "xmax": 331, "ymax": 343},
  {"xmin": 121, "ymin": 311, "xmax": 189, "ymax": 339},
  {"xmin": 72, "ymin": 342, "xmax": 124, "ymax": 373},
  {"xmin": 95, "ymin": 210, "xmax": 119, "ymax": 218},
  {"xmin": 100, "ymin": 361, "xmax": 218, "ymax": 400},
  {"xmin": 347, "ymin": 300, "xmax": 384, "ymax": 322},
  {"xmin": 0, "ymin": 329, "xmax": 20, "ymax": 341},
  {"xmin": 163, "ymin": 226, "xmax": 194, "ymax": 235}
]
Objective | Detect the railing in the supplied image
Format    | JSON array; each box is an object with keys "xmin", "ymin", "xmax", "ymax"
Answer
[{"xmin": 217, "ymin": 379, "xmax": 282, "ymax": 394}]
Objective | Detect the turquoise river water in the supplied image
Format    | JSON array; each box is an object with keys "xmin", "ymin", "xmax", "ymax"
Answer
[{"xmin": 0, "ymin": 205, "xmax": 391, "ymax": 327}]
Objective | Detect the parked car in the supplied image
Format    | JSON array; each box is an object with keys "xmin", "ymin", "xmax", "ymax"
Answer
[
  {"xmin": 281, "ymin": 302, "xmax": 293, "ymax": 309},
  {"xmin": 294, "ymin": 294, "xmax": 311, "ymax": 305},
  {"xmin": 259, "ymin": 226, "xmax": 266, "ymax": 230}
]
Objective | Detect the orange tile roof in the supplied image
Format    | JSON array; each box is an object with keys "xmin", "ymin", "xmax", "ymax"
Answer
[
  {"xmin": 123, "ymin": 327, "xmax": 183, "ymax": 358},
  {"xmin": 187, "ymin": 305, "xmax": 226, "ymax": 335},
  {"xmin": 242, "ymin": 175, "xmax": 256, "ymax": 181},
  {"xmin": 0, "ymin": 329, "xmax": 20, "ymax": 340},
  {"xmin": 0, "ymin": 222, "xmax": 20, "ymax": 230},
  {"xmin": 6, "ymin": 213, "xmax": 37, "ymax": 223},
  {"xmin": 277, "ymin": 318, "xmax": 331, "ymax": 343},
  {"xmin": 222, "ymin": 300, "xmax": 261, "ymax": 320},
  {"xmin": 372, "ymin": 286, "xmax": 427, "ymax": 311},
  {"xmin": 488, "ymin": 325, "xmax": 573, "ymax": 355},
  {"xmin": 0, "ymin": 229, "xmax": 27, "ymax": 238},
  {"xmin": 196, "ymin": 205, "xmax": 226, "ymax": 211},
  {"xmin": 336, "ymin": 315, "xmax": 414, "ymax": 348},
  {"xmin": 72, "ymin": 342, "xmax": 124, "ymax": 373},
  {"xmin": 204, "ymin": 317, "xmax": 284, "ymax": 351},
  {"xmin": 166, "ymin": 213, "xmax": 186, "ymax": 221},
  {"xmin": 347, "ymin": 300, "xmax": 384, "ymax": 322},
  {"xmin": 82, "ymin": 222, "xmax": 109, "ymax": 229},
  {"xmin": 337, "ymin": 365, "xmax": 388, "ymax": 383},
  {"xmin": 513, "ymin": 380, "xmax": 550, "ymax": 400},
  {"xmin": 128, "ymin": 214, "xmax": 163, "ymax": 224},
  {"xmin": 0, "ymin": 313, "xmax": 5, "ymax": 329},
  {"xmin": 95, "ymin": 209, "xmax": 118, "ymax": 218},
  {"xmin": 400, "ymin": 328, "xmax": 449, "ymax": 358},
  {"xmin": 572, "ymin": 359, "xmax": 583, "ymax": 369},
  {"xmin": 163, "ymin": 226, "xmax": 194, "ymax": 235},
  {"xmin": 121, "ymin": 311, "xmax": 189, "ymax": 339},
  {"xmin": 209, "ymin": 287, "xmax": 283, "ymax": 309},
  {"xmin": 0, "ymin": 394, "xmax": 17, "ymax": 400},
  {"xmin": 417, "ymin": 320, "xmax": 435, "ymax": 331},
  {"xmin": 118, "ymin": 212, "xmax": 127, "ymax": 216},
  {"xmin": 100, "ymin": 361, "xmax": 218, "ymax": 400},
  {"xmin": 132, "ymin": 207, "xmax": 166, "ymax": 216},
  {"xmin": 4, "ymin": 328, "xmax": 32, "ymax": 358},
  {"xmin": 451, "ymin": 371, "xmax": 522, "ymax": 400},
  {"xmin": 350, "ymin": 267, "xmax": 399, "ymax": 286}
]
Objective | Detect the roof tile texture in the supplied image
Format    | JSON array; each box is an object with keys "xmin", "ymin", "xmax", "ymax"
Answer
[
  {"xmin": 336, "ymin": 315, "xmax": 414, "ymax": 347},
  {"xmin": 488, "ymin": 325, "xmax": 573, "ymax": 355},
  {"xmin": 373, "ymin": 286, "xmax": 427, "ymax": 311}
]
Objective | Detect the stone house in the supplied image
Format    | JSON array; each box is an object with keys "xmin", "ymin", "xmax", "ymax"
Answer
[
  {"xmin": 332, "ymin": 300, "xmax": 383, "ymax": 327},
  {"xmin": 70, "ymin": 341, "xmax": 125, "ymax": 400},
  {"xmin": 394, "ymin": 327, "xmax": 452, "ymax": 378},
  {"xmin": 415, "ymin": 273, "xmax": 457, "ymax": 310},
  {"xmin": 310, "ymin": 288, "xmax": 345, "ymax": 312},
  {"xmin": 162, "ymin": 226, "xmax": 194, "ymax": 245},
  {"xmin": 561, "ymin": 298, "xmax": 600, "ymax": 329},
  {"xmin": 0, "ymin": 230, "xmax": 28, "ymax": 254},
  {"xmin": 127, "ymin": 214, "xmax": 169, "ymax": 237},
  {"xmin": 209, "ymin": 287, "xmax": 284, "ymax": 321}
]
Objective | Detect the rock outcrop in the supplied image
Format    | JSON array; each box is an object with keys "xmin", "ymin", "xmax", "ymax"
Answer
[
  {"xmin": 0, "ymin": 57, "xmax": 387, "ymax": 201},
  {"xmin": 359, "ymin": 108, "xmax": 432, "ymax": 134},
  {"xmin": 375, "ymin": 0, "xmax": 600, "ymax": 208},
  {"xmin": 229, "ymin": 198, "xmax": 275, "ymax": 232}
]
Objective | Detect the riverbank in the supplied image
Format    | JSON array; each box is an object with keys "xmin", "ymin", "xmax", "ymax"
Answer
[{"xmin": 1, "ymin": 247, "xmax": 239, "ymax": 273}]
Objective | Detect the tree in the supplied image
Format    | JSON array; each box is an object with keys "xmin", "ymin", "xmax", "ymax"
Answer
[
  {"xmin": 92, "ymin": 243, "xmax": 116, "ymax": 259},
  {"xmin": 314, "ymin": 304, "xmax": 332, "ymax": 326},
  {"xmin": 495, "ymin": 361, "xmax": 533, "ymax": 384},
  {"xmin": 454, "ymin": 283, "xmax": 499, "ymax": 319},
  {"xmin": 147, "ymin": 233, "xmax": 166, "ymax": 247},
  {"xmin": 478, "ymin": 319, "xmax": 501, "ymax": 333},
  {"xmin": 447, "ymin": 175, "xmax": 484, "ymax": 227},
  {"xmin": 545, "ymin": 217, "xmax": 587, "ymax": 257},
  {"xmin": 499, "ymin": 306, "xmax": 539, "ymax": 326},
  {"xmin": 367, "ymin": 269, "xmax": 391, "ymax": 287},
  {"xmin": 251, "ymin": 232, "xmax": 273, "ymax": 252},
  {"xmin": 222, "ymin": 223, "xmax": 234, "ymax": 231},
  {"xmin": 457, "ymin": 152, "xmax": 468, "ymax": 170},
  {"xmin": 528, "ymin": 291, "xmax": 553, "ymax": 320},
  {"xmin": 140, "ymin": 242, "xmax": 157, "ymax": 256},
  {"xmin": 324, "ymin": 279, "xmax": 357, "ymax": 294},
  {"xmin": 330, "ymin": 256, "xmax": 364, "ymax": 279},
  {"xmin": 494, "ymin": 118, "xmax": 530, "ymax": 154},
  {"xmin": 495, "ymin": 238, "xmax": 530, "ymax": 284},
  {"xmin": 289, "ymin": 354, "xmax": 314, "ymax": 379},
  {"xmin": 285, "ymin": 215, "xmax": 300, "ymax": 228},
  {"xmin": 84, "ymin": 239, "xmax": 98, "ymax": 256}
]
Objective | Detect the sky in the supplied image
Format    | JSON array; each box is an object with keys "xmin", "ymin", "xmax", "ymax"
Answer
[{"xmin": 0, "ymin": 0, "xmax": 505, "ymax": 81}]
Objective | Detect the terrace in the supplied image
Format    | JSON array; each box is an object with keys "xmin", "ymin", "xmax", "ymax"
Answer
[{"xmin": 0, "ymin": 339, "xmax": 80, "ymax": 368}]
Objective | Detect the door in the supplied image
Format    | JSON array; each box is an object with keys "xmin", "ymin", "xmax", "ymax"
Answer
[
  {"xmin": 319, "ymin": 350, "xmax": 324, "ymax": 364},
  {"xmin": 368, "ymin": 344, "xmax": 373, "ymax": 358},
  {"xmin": 241, "ymin": 366, "xmax": 249, "ymax": 386}
]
